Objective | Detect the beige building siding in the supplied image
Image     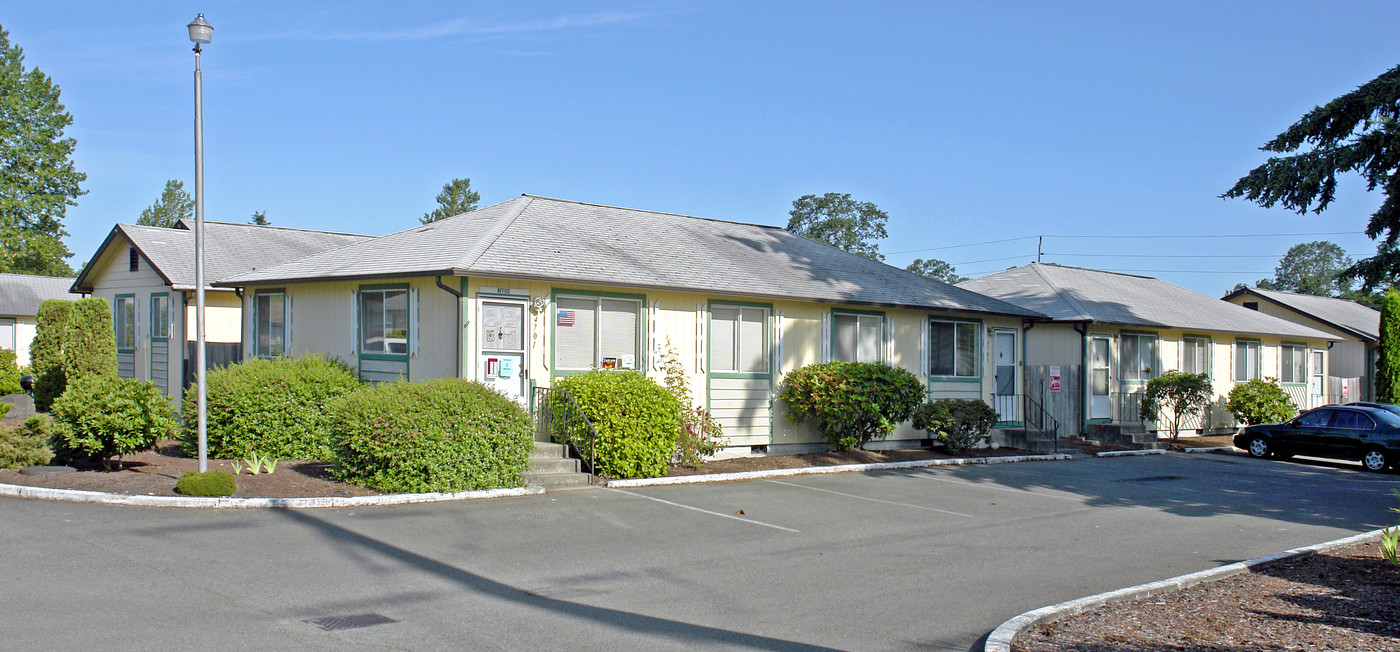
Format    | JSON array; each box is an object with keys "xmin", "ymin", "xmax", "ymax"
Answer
[
  {"xmin": 1025, "ymin": 325, "xmax": 1083, "ymax": 367},
  {"xmin": 1226, "ymin": 293, "xmax": 1372, "ymax": 387}
]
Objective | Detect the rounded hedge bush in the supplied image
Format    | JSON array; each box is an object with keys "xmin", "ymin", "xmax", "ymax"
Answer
[
  {"xmin": 0, "ymin": 348, "xmax": 23, "ymax": 396},
  {"xmin": 176, "ymin": 470, "xmax": 236, "ymax": 497},
  {"xmin": 49, "ymin": 375, "xmax": 176, "ymax": 469},
  {"xmin": 328, "ymin": 379, "xmax": 533, "ymax": 493},
  {"xmin": 1226, "ymin": 377, "xmax": 1297, "ymax": 426},
  {"xmin": 552, "ymin": 370, "xmax": 680, "ymax": 479},
  {"xmin": 0, "ymin": 415, "xmax": 53, "ymax": 469},
  {"xmin": 31, "ymin": 299, "xmax": 72, "ymax": 412},
  {"xmin": 780, "ymin": 362, "xmax": 925, "ymax": 450},
  {"xmin": 183, "ymin": 354, "xmax": 362, "ymax": 460},
  {"xmin": 912, "ymin": 399, "xmax": 998, "ymax": 453}
]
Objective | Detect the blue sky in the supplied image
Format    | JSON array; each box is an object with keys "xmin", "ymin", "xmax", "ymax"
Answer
[{"xmin": 6, "ymin": 2, "xmax": 1398, "ymax": 297}]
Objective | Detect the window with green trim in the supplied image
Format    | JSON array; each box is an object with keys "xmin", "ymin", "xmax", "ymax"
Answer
[
  {"xmin": 929, "ymin": 319, "xmax": 977, "ymax": 377},
  {"xmin": 360, "ymin": 288, "xmax": 408, "ymax": 355},
  {"xmin": 832, "ymin": 311, "xmax": 883, "ymax": 363},
  {"xmin": 712, "ymin": 305, "xmax": 769, "ymax": 374},
  {"xmin": 114, "ymin": 296, "xmax": 136, "ymax": 351},
  {"xmin": 555, "ymin": 295, "xmax": 642, "ymax": 371},
  {"xmin": 150, "ymin": 294, "xmax": 170, "ymax": 339},
  {"xmin": 1119, "ymin": 333, "xmax": 1158, "ymax": 382},
  {"xmin": 1182, "ymin": 336, "xmax": 1209, "ymax": 375},
  {"xmin": 1234, "ymin": 340, "xmax": 1261, "ymax": 381},
  {"xmin": 254, "ymin": 291, "xmax": 286, "ymax": 357},
  {"xmin": 1280, "ymin": 343, "xmax": 1307, "ymax": 384}
]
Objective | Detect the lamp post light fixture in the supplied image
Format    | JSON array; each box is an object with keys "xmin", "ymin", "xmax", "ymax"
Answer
[{"xmin": 188, "ymin": 13, "xmax": 212, "ymax": 472}]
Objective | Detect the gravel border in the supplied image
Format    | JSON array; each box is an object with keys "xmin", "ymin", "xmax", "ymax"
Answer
[
  {"xmin": 983, "ymin": 528, "xmax": 1387, "ymax": 652},
  {"xmin": 607, "ymin": 453, "xmax": 1074, "ymax": 488},
  {"xmin": 0, "ymin": 482, "xmax": 544, "ymax": 509}
]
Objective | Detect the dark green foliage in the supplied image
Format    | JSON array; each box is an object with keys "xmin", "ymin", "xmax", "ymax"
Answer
[
  {"xmin": 906, "ymin": 258, "xmax": 967, "ymax": 284},
  {"xmin": 49, "ymin": 375, "xmax": 176, "ymax": 469},
  {"xmin": 329, "ymin": 379, "xmax": 533, "ymax": 492},
  {"xmin": 0, "ymin": 347, "xmax": 22, "ymax": 395},
  {"xmin": 0, "ymin": 415, "xmax": 52, "ymax": 468},
  {"xmin": 785, "ymin": 193, "xmax": 889, "ymax": 261},
  {"xmin": 136, "ymin": 179, "xmax": 192, "ymax": 228},
  {"xmin": 175, "ymin": 470, "xmax": 236, "ymax": 497},
  {"xmin": 1381, "ymin": 289, "xmax": 1400, "ymax": 404},
  {"xmin": 63, "ymin": 297, "xmax": 117, "ymax": 380},
  {"xmin": 421, "ymin": 177, "xmax": 480, "ymax": 223},
  {"xmin": 912, "ymin": 399, "xmax": 998, "ymax": 453},
  {"xmin": 1255, "ymin": 241, "xmax": 1355, "ymax": 296},
  {"xmin": 0, "ymin": 28, "xmax": 82, "ymax": 276},
  {"xmin": 30, "ymin": 298, "xmax": 71, "ymax": 411},
  {"xmin": 780, "ymin": 362, "xmax": 926, "ymax": 451},
  {"xmin": 553, "ymin": 370, "xmax": 681, "ymax": 478},
  {"xmin": 183, "ymin": 355, "xmax": 362, "ymax": 460},
  {"xmin": 1139, "ymin": 371, "xmax": 1214, "ymax": 440},
  {"xmin": 1226, "ymin": 378, "xmax": 1297, "ymax": 426},
  {"xmin": 1223, "ymin": 64, "xmax": 1400, "ymax": 291},
  {"xmin": 660, "ymin": 341, "xmax": 726, "ymax": 469}
]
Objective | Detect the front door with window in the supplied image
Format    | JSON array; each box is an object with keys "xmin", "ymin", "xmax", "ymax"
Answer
[
  {"xmin": 478, "ymin": 299, "xmax": 527, "ymax": 404},
  {"xmin": 992, "ymin": 330, "xmax": 1018, "ymax": 423},
  {"xmin": 1089, "ymin": 336, "xmax": 1111, "ymax": 420}
]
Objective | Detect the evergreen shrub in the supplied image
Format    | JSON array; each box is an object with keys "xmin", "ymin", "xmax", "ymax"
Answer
[
  {"xmin": 1226, "ymin": 377, "xmax": 1297, "ymax": 426},
  {"xmin": 31, "ymin": 299, "xmax": 72, "ymax": 411},
  {"xmin": 329, "ymin": 379, "xmax": 533, "ymax": 492},
  {"xmin": 553, "ymin": 370, "xmax": 681, "ymax": 478},
  {"xmin": 0, "ymin": 416, "xmax": 53, "ymax": 468},
  {"xmin": 63, "ymin": 297, "xmax": 119, "ymax": 379},
  {"xmin": 780, "ymin": 362, "xmax": 925, "ymax": 450},
  {"xmin": 183, "ymin": 355, "xmax": 361, "ymax": 460},
  {"xmin": 912, "ymin": 399, "xmax": 999, "ymax": 453},
  {"xmin": 0, "ymin": 348, "xmax": 22, "ymax": 395},
  {"xmin": 49, "ymin": 375, "xmax": 176, "ymax": 469},
  {"xmin": 176, "ymin": 470, "xmax": 236, "ymax": 497}
]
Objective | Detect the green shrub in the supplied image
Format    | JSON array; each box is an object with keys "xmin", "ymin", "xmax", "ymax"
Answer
[
  {"xmin": 553, "ymin": 370, "xmax": 681, "ymax": 478},
  {"xmin": 63, "ymin": 297, "xmax": 119, "ymax": 380},
  {"xmin": 660, "ymin": 340, "xmax": 726, "ymax": 469},
  {"xmin": 329, "ymin": 379, "xmax": 533, "ymax": 492},
  {"xmin": 0, "ymin": 348, "xmax": 22, "ymax": 396},
  {"xmin": 1139, "ymin": 371, "xmax": 1214, "ymax": 440},
  {"xmin": 49, "ymin": 375, "xmax": 177, "ymax": 469},
  {"xmin": 176, "ymin": 470, "xmax": 237, "ymax": 497},
  {"xmin": 0, "ymin": 415, "xmax": 53, "ymax": 468},
  {"xmin": 1226, "ymin": 377, "xmax": 1297, "ymax": 426},
  {"xmin": 31, "ymin": 299, "xmax": 72, "ymax": 411},
  {"xmin": 780, "ymin": 362, "xmax": 925, "ymax": 450},
  {"xmin": 1380, "ymin": 289, "xmax": 1400, "ymax": 404},
  {"xmin": 912, "ymin": 399, "xmax": 998, "ymax": 453},
  {"xmin": 183, "ymin": 355, "xmax": 362, "ymax": 460}
]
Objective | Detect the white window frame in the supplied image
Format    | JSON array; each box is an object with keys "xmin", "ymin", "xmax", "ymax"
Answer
[
  {"xmin": 1280, "ymin": 342, "xmax": 1308, "ymax": 385},
  {"xmin": 359, "ymin": 287, "xmax": 410, "ymax": 357},
  {"xmin": 254, "ymin": 290, "xmax": 287, "ymax": 358},
  {"xmin": 1234, "ymin": 340, "xmax": 1261, "ymax": 382},
  {"xmin": 114, "ymin": 295, "xmax": 137, "ymax": 352},
  {"xmin": 830, "ymin": 310, "xmax": 885, "ymax": 364},
  {"xmin": 928, "ymin": 318, "xmax": 978, "ymax": 379},
  {"xmin": 1181, "ymin": 336, "xmax": 1209, "ymax": 376},
  {"xmin": 553, "ymin": 293, "xmax": 645, "ymax": 372},
  {"xmin": 710, "ymin": 303, "xmax": 770, "ymax": 375},
  {"xmin": 1119, "ymin": 332, "xmax": 1158, "ymax": 383}
]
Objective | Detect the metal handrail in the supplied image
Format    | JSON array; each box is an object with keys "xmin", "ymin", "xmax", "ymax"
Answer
[
  {"xmin": 992, "ymin": 391, "xmax": 1061, "ymax": 454},
  {"xmin": 1024, "ymin": 390, "xmax": 1060, "ymax": 453},
  {"xmin": 532, "ymin": 387, "xmax": 599, "ymax": 480}
]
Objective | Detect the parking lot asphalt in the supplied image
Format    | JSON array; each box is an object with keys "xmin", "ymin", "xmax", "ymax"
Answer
[{"xmin": 2, "ymin": 452, "xmax": 1396, "ymax": 651}]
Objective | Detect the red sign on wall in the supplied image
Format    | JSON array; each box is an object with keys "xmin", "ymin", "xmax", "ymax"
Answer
[{"xmin": 1049, "ymin": 365, "xmax": 1062, "ymax": 392}]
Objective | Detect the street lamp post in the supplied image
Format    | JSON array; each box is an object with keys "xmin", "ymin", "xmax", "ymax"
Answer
[{"xmin": 188, "ymin": 14, "xmax": 212, "ymax": 473}]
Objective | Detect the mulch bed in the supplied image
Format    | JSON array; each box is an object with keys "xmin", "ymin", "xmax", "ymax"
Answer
[{"xmin": 1014, "ymin": 539, "xmax": 1400, "ymax": 652}]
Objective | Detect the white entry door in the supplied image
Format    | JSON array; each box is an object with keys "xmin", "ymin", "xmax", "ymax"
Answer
[
  {"xmin": 993, "ymin": 330, "xmax": 1018, "ymax": 422},
  {"xmin": 1090, "ymin": 336, "xmax": 1111, "ymax": 420},
  {"xmin": 478, "ymin": 299, "xmax": 527, "ymax": 404}
]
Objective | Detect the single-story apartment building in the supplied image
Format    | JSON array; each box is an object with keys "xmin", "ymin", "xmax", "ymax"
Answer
[
  {"xmin": 71, "ymin": 220, "xmax": 372, "ymax": 405},
  {"xmin": 1223, "ymin": 286, "xmax": 1379, "ymax": 403},
  {"xmin": 0, "ymin": 273, "xmax": 79, "ymax": 366},
  {"xmin": 959, "ymin": 263, "xmax": 1340, "ymax": 437},
  {"xmin": 217, "ymin": 194, "xmax": 1048, "ymax": 454}
]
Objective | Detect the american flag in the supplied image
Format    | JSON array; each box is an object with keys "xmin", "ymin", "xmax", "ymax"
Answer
[{"xmin": 557, "ymin": 309, "xmax": 576, "ymax": 326}]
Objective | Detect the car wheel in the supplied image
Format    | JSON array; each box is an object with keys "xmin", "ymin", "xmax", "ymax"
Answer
[
  {"xmin": 1246, "ymin": 436, "xmax": 1271, "ymax": 459},
  {"xmin": 1362, "ymin": 448, "xmax": 1390, "ymax": 472}
]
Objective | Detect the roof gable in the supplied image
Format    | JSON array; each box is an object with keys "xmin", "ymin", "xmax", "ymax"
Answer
[{"xmin": 1224, "ymin": 286, "xmax": 1380, "ymax": 342}]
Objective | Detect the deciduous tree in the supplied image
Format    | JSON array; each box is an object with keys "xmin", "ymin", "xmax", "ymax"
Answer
[
  {"xmin": 785, "ymin": 193, "xmax": 888, "ymax": 261},
  {"xmin": 906, "ymin": 258, "xmax": 966, "ymax": 284},
  {"xmin": 1139, "ymin": 371, "xmax": 1213, "ymax": 440},
  {"xmin": 1254, "ymin": 240, "xmax": 1354, "ymax": 296}
]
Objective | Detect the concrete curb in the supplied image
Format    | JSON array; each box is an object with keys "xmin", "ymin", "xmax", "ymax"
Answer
[
  {"xmin": 1182, "ymin": 446, "xmax": 1239, "ymax": 453},
  {"xmin": 1095, "ymin": 449, "xmax": 1168, "ymax": 458},
  {"xmin": 983, "ymin": 528, "xmax": 1386, "ymax": 652},
  {"xmin": 0, "ymin": 482, "xmax": 545, "ymax": 509},
  {"xmin": 607, "ymin": 453, "xmax": 1074, "ymax": 488}
]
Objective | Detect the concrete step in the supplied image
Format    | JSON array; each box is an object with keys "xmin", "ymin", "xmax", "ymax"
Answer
[
  {"xmin": 528, "ymin": 456, "xmax": 581, "ymax": 474},
  {"xmin": 525, "ymin": 441, "xmax": 592, "ymax": 490},
  {"xmin": 522, "ymin": 470, "xmax": 594, "ymax": 490},
  {"xmin": 531, "ymin": 441, "xmax": 571, "ymax": 458}
]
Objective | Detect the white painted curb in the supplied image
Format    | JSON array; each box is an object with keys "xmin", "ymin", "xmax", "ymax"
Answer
[
  {"xmin": 1182, "ymin": 446, "xmax": 1238, "ymax": 453},
  {"xmin": 0, "ymin": 482, "xmax": 544, "ymax": 509},
  {"xmin": 607, "ymin": 453, "xmax": 1074, "ymax": 488},
  {"xmin": 1095, "ymin": 449, "xmax": 1168, "ymax": 458},
  {"xmin": 983, "ymin": 528, "xmax": 1386, "ymax": 652}
]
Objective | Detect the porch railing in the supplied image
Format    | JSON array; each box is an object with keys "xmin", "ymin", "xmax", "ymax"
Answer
[
  {"xmin": 1113, "ymin": 391, "xmax": 1146, "ymax": 424},
  {"xmin": 531, "ymin": 387, "xmax": 599, "ymax": 479},
  {"xmin": 991, "ymin": 392, "xmax": 1061, "ymax": 453}
]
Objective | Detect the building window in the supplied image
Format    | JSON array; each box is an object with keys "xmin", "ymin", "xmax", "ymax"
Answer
[
  {"xmin": 554, "ymin": 295, "xmax": 642, "ymax": 371},
  {"xmin": 114, "ymin": 295, "xmax": 136, "ymax": 351},
  {"xmin": 1243, "ymin": 302, "xmax": 1258, "ymax": 311},
  {"xmin": 929, "ymin": 320, "xmax": 977, "ymax": 378},
  {"xmin": 150, "ymin": 294, "xmax": 170, "ymax": 339},
  {"xmin": 360, "ymin": 288, "xmax": 408, "ymax": 356},
  {"xmin": 129, "ymin": 248, "xmax": 139, "ymax": 272},
  {"xmin": 254, "ymin": 291, "xmax": 286, "ymax": 358},
  {"xmin": 1119, "ymin": 333, "xmax": 1158, "ymax": 382},
  {"xmin": 1280, "ymin": 343, "xmax": 1308, "ymax": 384},
  {"xmin": 1182, "ymin": 336, "xmax": 1209, "ymax": 375},
  {"xmin": 1234, "ymin": 340, "xmax": 1261, "ymax": 381},
  {"xmin": 711, "ymin": 305, "xmax": 769, "ymax": 374},
  {"xmin": 832, "ymin": 311, "xmax": 883, "ymax": 363}
]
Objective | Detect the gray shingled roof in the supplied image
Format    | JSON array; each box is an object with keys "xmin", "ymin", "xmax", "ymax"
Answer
[
  {"xmin": 958, "ymin": 263, "xmax": 1340, "ymax": 340},
  {"xmin": 72, "ymin": 221, "xmax": 373, "ymax": 293},
  {"xmin": 1225, "ymin": 286, "xmax": 1380, "ymax": 342},
  {"xmin": 0, "ymin": 274, "xmax": 77, "ymax": 316},
  {"xmin": 219, "ymin": 195, "xmax": 1043, "ymax": 317}
]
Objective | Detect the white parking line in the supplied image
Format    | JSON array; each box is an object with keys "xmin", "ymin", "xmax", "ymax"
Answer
[
  {"xmin": 910, "ymin": 472, "xmax": 1085, "ymax": 502},
  {"xmin": 765, "ymin": 480, "xmax": 976, "ymax": 518},
  {"xmin": 607, "ymin": 489, "xmax": 801, "ymax": 533}
]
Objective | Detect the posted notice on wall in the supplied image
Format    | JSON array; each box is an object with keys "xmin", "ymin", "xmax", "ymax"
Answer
[{"xmin": 1049, "ymin": 366, "xmax": 1062, "ymax": 392}]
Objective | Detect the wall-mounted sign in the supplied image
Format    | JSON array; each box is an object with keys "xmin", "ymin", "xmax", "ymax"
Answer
[{"xmin": 1049, "ymin": 366, "xmax": 1062, "ymax": 392}]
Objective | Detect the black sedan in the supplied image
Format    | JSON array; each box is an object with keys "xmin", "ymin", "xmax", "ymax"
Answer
[{"xmin": 1234, "ymin": 404, "xmax": 1400, "ymax": 472}]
